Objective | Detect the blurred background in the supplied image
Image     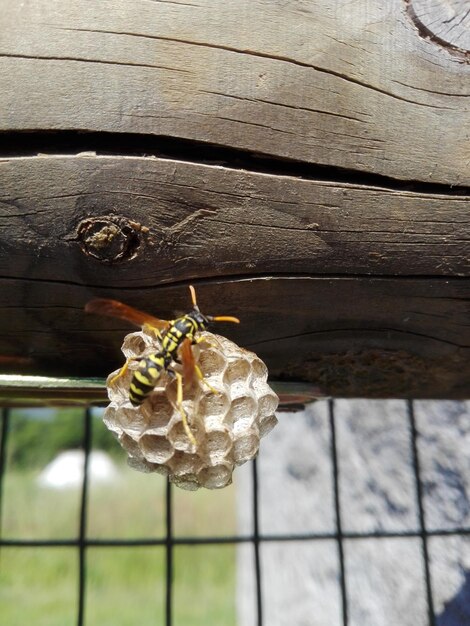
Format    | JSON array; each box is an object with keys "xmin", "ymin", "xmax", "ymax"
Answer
[{"xmin": 1, "ymin": 399, "xmax": 469, "ymax": 626}]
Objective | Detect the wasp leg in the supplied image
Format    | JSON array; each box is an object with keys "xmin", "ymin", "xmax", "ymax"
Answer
[
  {"xmin": 174, "ymin": 371, "xmax": 197, "ymax": 447},
  {"xmin": 143, "ymin": 324, "xmax": 164, "ymax": 343},
  {"xmin": 109, "ymin": 357, "xmax": 139, "ymax": 386},
  {"xmin": 193, "ymin": 335, "xmax": 219, "ymax": 350},
  {"xmin": 194, "ymin": 364, "xmax": 219, "ymax": 395}
]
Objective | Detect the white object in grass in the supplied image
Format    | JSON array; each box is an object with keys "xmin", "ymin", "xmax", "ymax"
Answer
[{"xmin": 37, "ymin": 450, "xmax": 118, "ymax": 489}]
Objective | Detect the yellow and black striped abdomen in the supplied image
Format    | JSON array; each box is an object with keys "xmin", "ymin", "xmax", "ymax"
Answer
[
  {"xmin": 129, "ymin": 316, "xmax": 201, "ymax": 406},
  {"xmin": 129, "ymin": 353, "xmax": 167, "ymax": 406}
]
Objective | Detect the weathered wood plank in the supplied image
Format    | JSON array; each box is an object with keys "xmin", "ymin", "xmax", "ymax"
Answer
[
  {"xmin": 0, "ymin": 155, "xmax": 468, "ymax": 287},
  {"xmin": 407, "ymin": 0, "xmax": 470, "ymax": 56},
  {"xmin": 1, "ymin": 1, "xmax": 469, "ymax": 397},
  {"xmin": 1, "ymin": 0, "xmax": 469, "ymax": 184},
  {"xmin": 0, "ymin": 276, "xmax": 468, "ymax": 398}
]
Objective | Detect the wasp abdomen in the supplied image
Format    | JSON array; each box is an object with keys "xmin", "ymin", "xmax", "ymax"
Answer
[{"xmin": 129, "ymin": 353, "xmax": 166, "ymax": 406}]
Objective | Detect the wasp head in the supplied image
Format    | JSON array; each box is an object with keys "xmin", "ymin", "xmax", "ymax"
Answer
[
  {"xmin": 190, "ymin": 308, "xmax": 211, "ymax": 331},
  {"xmin": 188, "ymin": 285, "xmax": 240, "ymax": 330}
]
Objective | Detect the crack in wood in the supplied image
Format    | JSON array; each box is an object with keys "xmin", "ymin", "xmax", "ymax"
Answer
[
  {"xmin": 0, "ymin": 131, "xmax": 469, "ymax": 195},
  {"xmin": 248, "ymin": 327, "xmax": 470, "ymax": 350},
  {"xmin": 0, "ymin": 272, "xmax": 468, "ymax": 291},
  {"xmin": 51, "ymin": 26, "xmax": 459, "ymax": 110},
  {"xmin": 391, "ymin": 79, "xmax": 470, "ymax": 98},
  {"xmin": 198, "ymin": 112, "xmax": 299, "ymax": 136},
  {"xmin": 0, "ymin": 52, "xmax": 190, "ymax": 73},
  {"xmin": 147, "ymin": 0, "xmax": 202, "ymax": 6},
  {"xmin": 201, "ymin": 90, "xmax": 367, "ymax": 123}
]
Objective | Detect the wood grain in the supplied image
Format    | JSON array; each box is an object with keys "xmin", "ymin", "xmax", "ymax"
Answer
[
  {"xmin": 406, "ymin": 0, "xmax": 470, "ymax": 56},
  {"xmin": 0, "ymin": 275, "xmax": 467, "ymax": 398},
  {"xmin": 0, "ymin": 155, "xmax": 468, "ymax": 397},
  {"xmin": 1, "ymin": 0, "xmax": 469, "ymax": 397},
  {"xmin": 1, "ymin": 0, "xmax": 469, "ymax": 184},
  {"xmin": 0, "ymin": 155, "xmax": 468, "ymax": 287}
]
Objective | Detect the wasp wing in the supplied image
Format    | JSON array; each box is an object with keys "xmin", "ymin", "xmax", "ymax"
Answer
[
  {"xmin": 180, "ymin": 337, "xmax": 197, "ymax": 389},
  {"xmin": 85, "ymin": 298, "xmax": 170, "ymax": 332}
]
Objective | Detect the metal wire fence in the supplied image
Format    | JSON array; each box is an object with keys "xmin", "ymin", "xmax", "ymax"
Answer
[{"xmin": 0, "ymin": 400, "xmax": 469, "ymax": 625}]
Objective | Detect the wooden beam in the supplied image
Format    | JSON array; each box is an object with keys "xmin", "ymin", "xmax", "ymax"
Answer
[
  {"xmin": 1, "ymin": 156, "xmax": 468, "ymax": 284},
  {"xmin": 0, "ymin": 155, "xmax": 468, "ymax": 398},
  {"xmin": 1, "ymin": 0, "xmax": 469, "ymax": 184},
  {"xmin": 0, "ymin": 1, "xmax": 468, "ymax": 398},
  {"xmin": 0, "ymin": 269, "xmax": 468, "ymax": 397}
]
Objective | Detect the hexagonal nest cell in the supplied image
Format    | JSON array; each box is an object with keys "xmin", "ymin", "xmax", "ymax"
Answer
[{"xmin": 104, "ymin": 328, "xmax": 279, "ymax": 490}]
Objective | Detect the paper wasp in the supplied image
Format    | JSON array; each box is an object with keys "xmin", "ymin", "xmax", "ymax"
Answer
[{"xmin": 86, "ymin": 286, "xmax": 239, "ymax": 445}]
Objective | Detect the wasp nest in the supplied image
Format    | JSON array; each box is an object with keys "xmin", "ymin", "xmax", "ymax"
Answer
[{"xmin": 104, "ymin": 329, "xmax": 279, "ymax": 490}]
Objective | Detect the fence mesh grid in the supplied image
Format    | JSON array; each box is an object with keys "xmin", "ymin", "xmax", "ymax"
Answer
[{"xmin": 1, "ymin": 399, "xmax": 469, "ymax": 626}]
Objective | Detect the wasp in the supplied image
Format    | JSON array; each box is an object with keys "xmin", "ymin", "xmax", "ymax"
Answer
[{"xmin": 85, "ymin": 286, "xmax": 239, "ymax": 444}]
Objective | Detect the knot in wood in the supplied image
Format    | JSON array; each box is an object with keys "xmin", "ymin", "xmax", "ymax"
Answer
[{"xmin": 77, "ymin": 216, "xmax": 144, "ymax": 263}]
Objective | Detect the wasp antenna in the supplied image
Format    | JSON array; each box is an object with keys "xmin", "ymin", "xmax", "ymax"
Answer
[
  {"xmin": 211, "ymin": 315, "xmax": 240, "ymax": 324},
  {"xmin": 189, "ymin": 285, "xmax": 198, "ymax": 309}
]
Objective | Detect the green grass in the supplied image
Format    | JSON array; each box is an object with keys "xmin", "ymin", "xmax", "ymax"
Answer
[
  {"xmin": 0, "ymin": 548, "xmax": 78, "ymax": 626},
  {"xmin": 1, "ymin": 544, "xmax": 236, "ymax": 626},
  {"xmin": 0, "ymin": 466, "xmax": 237, "ymax": 625}
]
